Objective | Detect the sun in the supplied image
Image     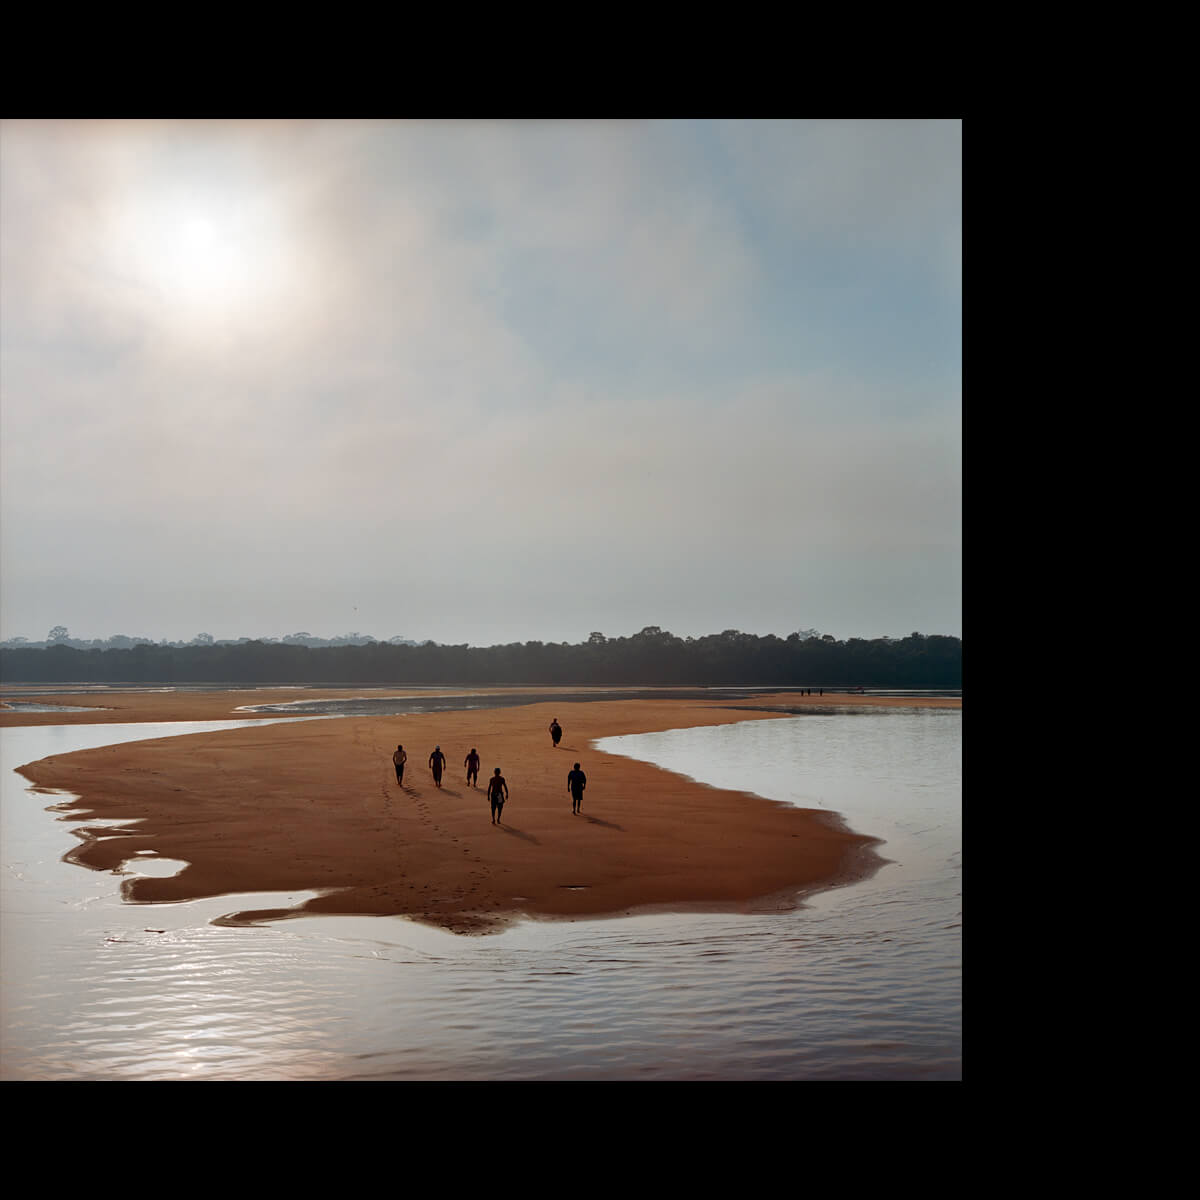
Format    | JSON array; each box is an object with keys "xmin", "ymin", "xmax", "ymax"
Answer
[
  {"xmin": 114, "ymin": 185, "xmax": 293, "ymax": 325},
  {"xmin": 178, "ymin": 214, "xmax": 221, "ymax": 266},
  {"xmin": 160, "ymin": 213, "xmax": 234, "ymax": 295},
  {"xmin": 158, "ymin": 207, "xmax": 253, "ymax": 304}
]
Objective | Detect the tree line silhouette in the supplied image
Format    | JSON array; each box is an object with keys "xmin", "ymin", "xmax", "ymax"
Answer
[{"xmin": 0, "ymin": 627, "xmax": 961, "ymax": 688}]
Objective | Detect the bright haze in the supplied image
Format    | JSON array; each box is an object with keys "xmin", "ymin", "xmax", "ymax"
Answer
[{"xmin": 0, "ymin": 119, "xmax": 961, "ymax": 648}]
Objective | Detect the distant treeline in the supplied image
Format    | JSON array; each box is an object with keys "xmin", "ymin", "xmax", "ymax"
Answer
[
  {"xmin": 2, "ymin": 628, "xmax": 403, "ymax": 651},
  {"xmin": 0, "ymin": 627, "xmax": 961, "ymax": 688}
]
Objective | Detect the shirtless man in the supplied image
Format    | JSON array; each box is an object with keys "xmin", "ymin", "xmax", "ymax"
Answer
[
  {"xmin": 392, "ymin": 744, "xmax": 407, "ymax": 785},
  {"xmin": 464, "ymin": 747, "xmax": 481, "ymax": 788},
  {"xmin": 487, "ymin": 767, "xmax": 508, "ymax": 824}
]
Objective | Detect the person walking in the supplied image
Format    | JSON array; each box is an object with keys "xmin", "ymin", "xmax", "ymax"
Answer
[
  {"xmin": 392, "ymin": 744, "xmax": 407, "ymax": 785},
  {"xmin": 464, "ymin": 747, "xmax": 481, "ymax": 788},
  {"xmin": 487, "ymin": 767, "xmax": 508, "ymax": 824},
  {"xmin": 549, "ymin": 717, "xmax": 562, "ymax": 748},
  {"xmin": 429, "ymin": 745, "xmax": 447, "ymax": 788},
  {"xmin": 567, "ymin": 761, "xmax": 587, "ymax": 815}
]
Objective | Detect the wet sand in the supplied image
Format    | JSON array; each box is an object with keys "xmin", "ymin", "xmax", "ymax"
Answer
[{"xmin": 5, "ymin": 688, "xmax": 960, "ymax": 935}]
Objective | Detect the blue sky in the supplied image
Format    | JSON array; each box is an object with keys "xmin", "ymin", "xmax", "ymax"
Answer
[{"xmin": 0, "ymin": 119, "xmax": 961, "ymax": 647}]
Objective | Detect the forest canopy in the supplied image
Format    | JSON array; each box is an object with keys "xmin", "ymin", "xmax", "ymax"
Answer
[{"xmin": 0, "ymin": 628, "xmax": 961, "ymax": 688}]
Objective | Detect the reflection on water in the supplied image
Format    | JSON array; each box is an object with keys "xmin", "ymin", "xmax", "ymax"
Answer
[
  {"xmin": 1, "ymin": 709, "xmax": 961, "ymax": 1080},
  {"xmin": 1, "ymin": 702, "xmax": 110, "ymax": 712},
  {"xmin": 235, "ymin": 687, "xmax": 960, "ymax": 718}
]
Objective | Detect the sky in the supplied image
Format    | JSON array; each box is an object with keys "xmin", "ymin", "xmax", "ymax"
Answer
[{"xmin": 0, "ymin": 119, "xmax": 961, "ymax": 648}]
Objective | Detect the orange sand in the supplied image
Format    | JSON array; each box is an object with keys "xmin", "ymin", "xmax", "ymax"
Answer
[{"xmin": 5, "ymin": 688, "xmax": 959, "ymax": 935}]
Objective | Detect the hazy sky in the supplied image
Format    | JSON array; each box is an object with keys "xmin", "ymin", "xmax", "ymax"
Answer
[{"xmin": 0, "ymin": 119, "xmax": 961, "ymax": 647}]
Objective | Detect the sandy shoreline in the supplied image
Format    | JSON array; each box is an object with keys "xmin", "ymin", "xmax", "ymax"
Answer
[{"xmin": 6, "ymin": 688, "xmax": 960, "ymax": 935}]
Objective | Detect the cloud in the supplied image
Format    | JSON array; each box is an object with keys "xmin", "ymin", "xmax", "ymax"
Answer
[{"xmin": 1, "ymin": 119, "xmax": 961, "ymax": 645}]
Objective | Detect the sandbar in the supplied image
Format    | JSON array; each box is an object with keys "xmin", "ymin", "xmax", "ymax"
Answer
[{"xmin": 5, "ymin": 687, "xmax": 959, "ymax": 935}]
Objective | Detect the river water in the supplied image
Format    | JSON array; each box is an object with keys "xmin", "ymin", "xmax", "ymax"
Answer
[{"xmin": 0, "ymin": 705, "xmax": 961, "ymax": 1080}]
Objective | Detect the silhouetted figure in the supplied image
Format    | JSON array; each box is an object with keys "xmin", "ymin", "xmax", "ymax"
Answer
[
  {"xmin": 487, "ymin": 767, "xmax": 508, "ymax": 824},
  {"xmin": 429, "ymin": 745, "xmax": 447, "ymax": 787},
  {"xmin": 549, "ymin": 717, "xmax": 562, "ymax": 748},
  {"xmin": 393, "ymin": 744, "xmax": 407, "ymax": 785},
  {"xmin": 465, "ymin": 747, "xmax": 481, "ymax": 788},
  {"xmin": 567, "ymin": 762, "xmax": 587, "ymax": 815}
]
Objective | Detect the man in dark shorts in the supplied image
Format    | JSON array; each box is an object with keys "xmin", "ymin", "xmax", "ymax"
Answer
[
  {"xmin": 464, "ymin": 747, "xmax": 481, "ymax": 787},
  {"xmin": 429, "ymin": 745, "xmax": 447, "ymax": 788},
  {"xmin": 487, "ymin": 767, "xmax": 508, "ymax": 824},
  {"xmin": 549, "ymin": 718, "xmax": 562, "ymax": 748},
  {"xmin": 567, "ymin": 761, "xmax": 587, "ymax": 815},
  {"xmin": 392, "ymin": 744, "xmax": 407, "ymax": 785}
]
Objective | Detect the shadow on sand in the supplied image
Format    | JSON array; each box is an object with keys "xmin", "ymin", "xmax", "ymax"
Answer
[
  {"xmin": 580, "ymin": 814, "xmax": 623, "ymax": 831},
  {"xmin": 496, "ymin": 823, "xmax": 539, "ymax": 845}
]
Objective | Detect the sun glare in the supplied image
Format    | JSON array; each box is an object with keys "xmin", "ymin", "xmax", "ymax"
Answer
[
  {"xmin": 164, "ymin": 213, "xmax": 237, "ymax": 294},
  {"xmin": 112, "ymin": 184, "xmax": 296, "ymax": 330}
]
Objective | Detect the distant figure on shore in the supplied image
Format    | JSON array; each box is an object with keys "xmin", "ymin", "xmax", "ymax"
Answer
[
  {"xmin": 567, "ymin": 762, "xmax": 587, "ymax": 815},
  {"xmin": 393, "ymin": 744, "xmax": 407, "ymax": 785},
  {"xmin": 429, "ymin": 745, "xmax": 447, "ymax": 788},
  {"xmin": 487, "ymin": 767, "xmax": 508, "ymax": 824},
  {"xmin": 549, "ymin": 717, "xmax": 562, "ymax": 748},
  {"xmin": 465, "ymin": 747, "xmax": 481, "ymax": 788}
]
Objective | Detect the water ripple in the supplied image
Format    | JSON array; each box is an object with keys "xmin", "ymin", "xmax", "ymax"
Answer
[{"xmin": 3, "ymin": 711, "xmax": 960, "ymax": 1080}]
